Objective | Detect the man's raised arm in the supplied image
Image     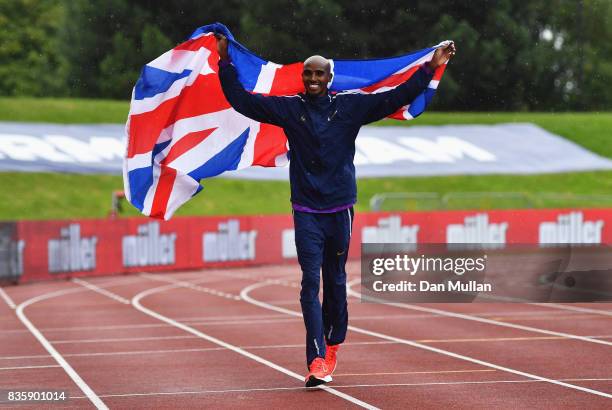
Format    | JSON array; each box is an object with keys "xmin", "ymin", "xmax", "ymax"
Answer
[
  {"xmin": 355, "ymin": 42, "xmax": 456, "ymax": 124},
  {"xmin": 216, "ymin": 34, "xmax": 288, "ymax": 126}
]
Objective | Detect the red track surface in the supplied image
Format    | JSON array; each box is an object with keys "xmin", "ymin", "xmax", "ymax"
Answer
[{"xmin": 1, "ymin": 262, "xmax": 611, "ymax": 409}]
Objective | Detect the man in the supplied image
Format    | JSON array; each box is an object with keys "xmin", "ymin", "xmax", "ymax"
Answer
[{"xmin": 215, "ymin": 34, "xmax": 455, "ymax": 387}]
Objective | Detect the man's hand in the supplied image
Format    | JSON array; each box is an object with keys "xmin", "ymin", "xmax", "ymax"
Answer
[
  {"xmin": 215, "ymin": 33, "xmax": 229, "ymax": 62},
  {"xmin": 427, "ymin": 42, "xmax": 456, "ymax": 70}
]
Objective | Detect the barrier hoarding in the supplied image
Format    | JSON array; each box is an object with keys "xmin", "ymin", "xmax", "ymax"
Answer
[{"xmin": 4, "ymin": 208, "xmax": 611, "ymax": 283}]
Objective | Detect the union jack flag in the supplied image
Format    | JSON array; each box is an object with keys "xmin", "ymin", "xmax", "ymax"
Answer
[{"xmin": 124, "ymin": 23, "xmax": 448, "ymax": 220}]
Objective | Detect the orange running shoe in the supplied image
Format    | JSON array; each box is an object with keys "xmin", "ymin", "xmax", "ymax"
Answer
[
  {"xmin": 304, "ymin": 357, "xmax": 331, "ymax": 387},
  {"xmin": 325, "ymin": 344, "xmax": 340, "ymax": 375}
]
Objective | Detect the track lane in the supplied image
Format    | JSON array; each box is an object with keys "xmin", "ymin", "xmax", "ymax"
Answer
[
  {"xmin": 2, "ymin": 265, "xmax": 610, "ymax": 408},
  {"xmin": 149, "ymin": 275, "xmax": 606, "ymax": 406},
  {"xmin": 15, "ymin": 285, "xmax": 108, "ymax": 409},
  {"xmin": 132, "ymin": 280, "xmax": 379, "ymax": 409},
  {"xmin": 241, "ymin": 280, "xmax": 612, "ymax": 399},
  {"xmin": 11, "ymin": 273, "xmax": 378, "ymax": 409}
]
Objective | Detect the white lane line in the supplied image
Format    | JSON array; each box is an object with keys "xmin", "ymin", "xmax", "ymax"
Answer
[
  {"xmin": 132, "ymin": 283, "xmax": 379, "ymax": 410},
  {"xmin": 180, "ymin": 315, "xmax": 293, "ymax": 323},
  {"xmin": 334, "ymin": 369, "xmax": 496, "ymax": 377},
  {"xmin": 167, "ymin": 293, "xmax": 607, "ymax": 319},
  {"xmin": 219, "ymin": 272, "xmax": 301, "ymax": 288},
  {"xmin": 63, "ymin": 347, "xmax": 226, "ymax": 357},
  {"xmin": 189, "ymin": 317, "xmax": 300, "ymax": 326},
  {"xmin": 6, "ymin": 333, "xmax": 612, "ymax": 362},
  {"xmin": 416, "ymin": 335, "xmax": 612, "ymax": 343},
  {"xmin": 0, "ymin": 287, "xmax": 17, "ymax": 309},
  {"xmin": 68, "ymin": 377, "xmax": 612, "ymax": 400},
  {"xmin": 181, "ymin": 311, "xmax": 551, "ymax": 325},
  {"xmin": 221, "ymin": 272, "xmax": 608, "ymax": 321},
  {"xmin": 3, "ymin": 307, "xmax": 597, "ymax": 335},
  {"xmin": 0, "ymin": 364, "xmax": 61, "ymax": 371},
  {"xmin": 347, "ymin": 279, "xmax": 612, "ymax": 347},
  {"xmin": 3, "ymin": 318, "xmax": 296, "ymax": 334},
  {"xmin": 1, "ymin": 322, "xmax": 168, "ymax": 334},
  {"xmin": 177, "ymin": 313, "xmax": 287, "ymax": 321},
  {"xmin": 15, "ymin": 286, "xmax": 109, "ymax": 410},
  {"xmin": 46, "ymin": 334, "xmax": 612, "ymax": 346},
  {"xmin": 0, "ymin": 354, "xmax": 54, "ymax": 361},
  {"xmin": 241, "ymin": 281, "xmax": 612, "ymax": 399},
  {"xmin": 3, "ymin": 321, "xmax": 187, "ymax": 334},
  {"xmin": 530, "ymin": 303, "xmax": 612, "ymax": 317},
  {"xmin": 478, "ymin": 309, "xmax": 605, "ymax": 318},
  {"xmin": 488, "ymin": 313, "xmax": 605, "ymax": 322},
  {"xmin": 72, "ymin": 278, "xmax": 131, "ymax": 304},
  {"xmin": 51, "ymin": 335, "xmax": 196, "ymax": 344},
  {"xmin": 0, "ymin": 348, "xmax": 229, "ymax": 361},
  {"xmin": 141, "ymin": 273, "xmax": 241, "ymax": 300},
  {"xmin": 0, "ymin": 341, "xmax": 399, "ymax": 361}
]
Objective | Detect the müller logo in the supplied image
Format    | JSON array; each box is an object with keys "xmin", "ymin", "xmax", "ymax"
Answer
[
  {"xmin": 362, "ymin": 216, "xmax": 419, "ymax": 243},
  {"xmin": 48, "ymin": 224, "xmax": 97, "ymax": 273},
  {"xmin": 446, "ymin": 213, "xmax": 508, "ymax": 245},
  {"xmin": 539, "ymin": 211, "xmax": 604, "ymax": 244},
  {"xmin": 122, "ymin": 222, "xmax": 177, "ymax": 267},
  {"xmin": 202, "ymin": 219, "xmax": 257, "ymax": 262}
]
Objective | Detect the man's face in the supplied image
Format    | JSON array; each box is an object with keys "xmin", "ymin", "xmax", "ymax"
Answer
[{"xmin": 302, "ymin": 56, "xmax": 332, "ymax": 96}]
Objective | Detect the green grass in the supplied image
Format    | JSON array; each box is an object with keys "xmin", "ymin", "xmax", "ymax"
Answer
[
  {"xmin": 2, "ymin": 171, "xmax": 611, "ymax": 221},
  {"xmin": 0, "ymin": 98, "xmax": 611, "ymax": 219},
  {"xmin": 0, "ymin": 97, "xmax": 129, "ymax": 124},
  {"xmin": 0, "ymin": 173, "xmax": 292, "ymax": 220}
]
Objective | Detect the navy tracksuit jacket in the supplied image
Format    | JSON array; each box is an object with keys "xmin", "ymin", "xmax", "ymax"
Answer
[{"xmin": 219, "ymin": 62, "xmax": 433, "ymax": 365}]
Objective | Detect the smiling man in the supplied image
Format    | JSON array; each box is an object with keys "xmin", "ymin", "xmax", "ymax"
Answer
[
  {"xmin": 215, "ymin": 34, "xmax": 455, "ymax": 387},
  {"xmin": 302, "ymin": 55, "xmax": 331, "ymax": 96}
]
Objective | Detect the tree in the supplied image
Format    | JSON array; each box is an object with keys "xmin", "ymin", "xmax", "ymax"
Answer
[
  {"xmin": 0, "ymin": 0, "xmax": 67, "ymax": 96},
  {"xmin": 2, "ymin": 0, "xmax": 610, "ymax": 110},
  {"xmin": 59, "ymin": 0, "xmax": 242, "ymax": 99}
]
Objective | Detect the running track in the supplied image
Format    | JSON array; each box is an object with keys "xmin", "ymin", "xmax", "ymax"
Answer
[{"xmin": 1, "ymin": 262, "xmax": 611, "ymax": 409}]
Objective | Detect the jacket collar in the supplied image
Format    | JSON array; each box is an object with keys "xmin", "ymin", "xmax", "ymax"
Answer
[{"xmin": 301, "ymin": 92, "xmax": 332, "ymax": 104}]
